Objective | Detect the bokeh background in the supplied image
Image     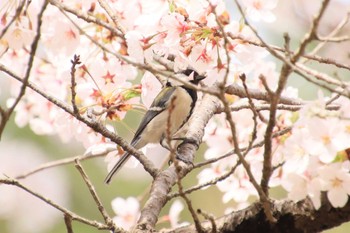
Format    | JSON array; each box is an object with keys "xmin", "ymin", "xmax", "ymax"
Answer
[{"xmin": 1, "ymin": 0, "xmax": 350, "ymax": 232}]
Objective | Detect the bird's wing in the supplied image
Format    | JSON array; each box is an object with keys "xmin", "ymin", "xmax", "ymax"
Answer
[{"xmin": 131, "ymin": 86, "xmax": 176, "ymax": 144}]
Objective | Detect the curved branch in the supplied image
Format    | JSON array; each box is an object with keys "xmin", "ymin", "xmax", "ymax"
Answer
[{"xmin": 0, "ymin": 64, "xmax": 158, "ymax": 178}]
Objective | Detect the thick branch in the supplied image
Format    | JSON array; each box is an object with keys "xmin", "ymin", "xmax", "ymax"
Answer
[
  {"xmin": 167, "ymin": 197, "xmax": 350, "ymax": 233},
  {"xmin": 136, "ymin": 93, "xmax": 221, "ymax": 231}
]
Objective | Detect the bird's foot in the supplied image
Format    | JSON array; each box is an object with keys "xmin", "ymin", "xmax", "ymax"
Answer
[
  {"xmin": 172, "ymin": 137, "xmax": 199, "ymax": 148},
  {"xmin": 167, "ymin": 137, "xmax": 198, "ymax": 166},
  {"xmin": 175, "ymin": 153, "xmax": 194, "ymax": 166},
  {"xmin": 167, "ymin": 151, "xmax": 194, "ymax": 167}
]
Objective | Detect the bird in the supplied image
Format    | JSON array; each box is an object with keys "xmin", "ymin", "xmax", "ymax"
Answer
[{"xmin": 104, "ymin": 68, "xmax": 205, "ymax": 184}]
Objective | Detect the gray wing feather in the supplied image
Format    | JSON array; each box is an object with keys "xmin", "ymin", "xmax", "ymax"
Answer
[
  {"xmin": 132, "ymin": 86, "xmax": 175, "ymax": 144},
  {"xmin": 105, "ymin": 86, "xmax": 176, "ymax": 183}
]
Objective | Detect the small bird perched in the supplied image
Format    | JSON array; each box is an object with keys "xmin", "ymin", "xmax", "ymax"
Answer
[{"xmin": 105, "ymin": 68, "xmax": 205, "ymax": 184}]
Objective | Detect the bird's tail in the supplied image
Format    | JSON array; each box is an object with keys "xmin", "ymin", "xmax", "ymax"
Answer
[{"xmin": 104, "ymin": 152, "xmax": 131, "ymax": 184}]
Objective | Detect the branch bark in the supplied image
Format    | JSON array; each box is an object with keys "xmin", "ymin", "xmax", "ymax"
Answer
[
  {"xmin": 136, "ymin": 92, "xmax": 221, "ymax": 231},
  {"xmin": 167, "ymin": 196, "xmax": 350, "ymax": 233}
]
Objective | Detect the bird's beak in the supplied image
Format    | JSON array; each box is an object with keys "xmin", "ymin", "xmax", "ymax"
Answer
[{"xmin": 195, "ymin": 74, "xmax": 206, "ymax": 82}]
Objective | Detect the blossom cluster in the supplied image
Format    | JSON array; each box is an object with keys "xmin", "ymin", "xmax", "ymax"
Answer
[
  {"xmin": 1, "ymin": 0, "xmax": 280, "ymax": 162},
  {"xmin": 278, "ymin": 95, "xmax": 350, "ymax": 208}
]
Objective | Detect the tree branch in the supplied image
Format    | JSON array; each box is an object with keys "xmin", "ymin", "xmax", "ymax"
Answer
[
  {"xmin": 0, "ymin": 64, "xmax": 159, "ymax": 178},
  {"xmin": 0, "ymin": 178, "xmax": 111, "ymax": 230},
  {"xmin": 0, "ymin": 0, "xmax": 49, "ymax": 139},
  {"xmin": 167, "ymin": 197, "xmax": 350, "ymax": 233},
  {"xmin": 136, "ymin": 92, "xmax": 221, "ymax": 230},
  {"xmin": 74, "ymin": 160, "xmax": 116, "ymax": 230}
]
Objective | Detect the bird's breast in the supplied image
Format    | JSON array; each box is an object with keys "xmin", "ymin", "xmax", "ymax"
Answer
[
  {"xmin": 139, "ymin": 87, "xmax": 193, "ymax": 145},
  {"xmin": 169, "ymin": 87, "xmax": 193, "ymax": 132}
]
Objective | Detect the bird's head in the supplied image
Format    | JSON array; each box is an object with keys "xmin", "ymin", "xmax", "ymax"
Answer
[{"xmin": 180, "ymin": 68, "xmax": 206, "ymax": 85}]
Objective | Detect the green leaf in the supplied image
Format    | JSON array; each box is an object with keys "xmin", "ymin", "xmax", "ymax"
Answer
[{"xmin": 123, "ymin": 89, "xmax": 141, "ymax": 100}]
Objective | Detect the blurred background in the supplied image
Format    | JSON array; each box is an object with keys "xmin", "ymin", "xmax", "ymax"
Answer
[{"xmin": 1, "ymin": 0, "xmax": 350, "ymax": 232}]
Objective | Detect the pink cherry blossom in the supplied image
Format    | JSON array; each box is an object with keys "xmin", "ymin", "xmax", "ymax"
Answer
[
  {"xmin": 3, "ymin": 24, "xmax": 35, "ymax": 50},
  {"xmin": 111, "ymin": 197, "xmax": 140, "ymax": 230},
  {"xmin": 307, "ymin": 117, "xmax": 350, "ymax": 163},
  {"xmin": 141, "ymin": 72, "xmax": 162, "ymax": 108},
  {"xmin": 167, "ymin": 200, "xmax": 189, "ymax": 228},
  {"xmin": 240, "ymin": 0, "xmax": 278, "ymax": 22},
  {"xmin": 282, "ymin": 172, "xmax": 322, "ymax": 209},
  {"xmin": 318, "ymin": 162, "xmax": 350, "ymax": 208}
]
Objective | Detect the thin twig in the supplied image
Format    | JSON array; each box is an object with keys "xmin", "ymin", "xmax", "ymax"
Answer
[
  {"xmin": 173, "ymin": 162, "xmax": 204, "ymax": 233},
  {"xmin": 296, "ymin": 63, "xmax": 346, "ymax": 87},
  {"xmin": 56, "ymin": 3, "xmax": 218, "ymax": 97},
  {"xmin": 74, "ymin": 160, "xmax": 116, "ymax": 229},
  {"xmin": 64, "ymin": 214, "xmax": 74, "ymax": 233},
  {"xmin": 48, "ymin": 0, "xmax": 124, "ymax": 38},
  {"xmin": 0, "ymin": 0, "xmax": 26, "ymax": 39},
  {"xmin": 259, "ymin": 75, "xmax": 273, "ymax": 97},
  {"xmin": 225, "ymin": 83, "xmax": 303, "ymax": 106},
  {"xmin": 0, "ymin": 64, "xmax": 159, "ymax": 178},
  {"xmin": 317, "ymin": 35, "xmax": 350, "ymax": 42},
  {"xmin": 292, "ymin": 0, "xmax": 330, "ymax": 62},
  {"xmin": 197, "ymin": 209, "xmax": 217, "ymax": 233},
  {"xmin": 228, "ymin": 32, "xmax": 350, "ymax": 71},
  {"xmin": 219, "ymin": 87, "xmax": 275, "ymax": 222},
  {"xmin": 208, "ymin": 0, "xmax": 231, "ymax": 85},
  {"xmin": 0, "ymin": 0, "xmax": 49, "ymax": 139},
  {"xmin": 15, "ymin": 153, "xmax": 105, "ymax": 179},
  {"xmin": 239, "ymin": 74, "xmax": 261, "ymax": 156},
  {"xmin": 260, "ymin": 34, "xmax": 292, "ymax": 198},
  {"xmin": 240, "ymin": 74, "xmax": 267, "ymax": 123},
  {"xmin": 326, "ymin": 93, "xmax": 341, "ymax": 105},
  {"xmin": 193, "ymin": 126, "xmax": 292, "ymax": 170},
  {"xmin": 168, "ymin": 162, "xmax": 240, "ymax": 199},
  {"xmin": 97, "ymin": 0, "xmax": 126, "ymax": 34},
  {"xmin": 233, "ymin": 0, "xmax": 287, "ymax": 63},
  {"xmin": 70, "ymin": 54, "xmax": 81, "ymax": 115},
  {"xmin": 294, "ymin": 69, "xmax": 350, "ymax": 97},
  {"xmin": 218, "ymin": 102, "xmax": 340, "ymax": 113},
  {"xmin": 309, "ymin": 11, "xmax": 350, "ymax": 58},
  {"xmin": 0, "ymin": 178, "xmax": 110, "ymax": 230}
]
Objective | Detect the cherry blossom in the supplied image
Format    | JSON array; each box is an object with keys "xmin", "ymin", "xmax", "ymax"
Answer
[
  {"xmin": 167, "ymin": 200, "xmax": 189, "ymax": 228},
  {"xmin": 278, "ymin": 93, "xmax": 350, "ymax": 209},
  {"xmin": 4, "ymin": 0, "xmax": 350, "ymax": 228},
  {"xmin": 141, "ymin": 72, "xmax": 162, "ymax": 108},
  {"xmin": 282, "ymin": 172, "xmax": 322, "ymax": 209},
  {"xmin": 111, "ymin": 197, "xmax": 140, "ymax": 230},
  {"xmin": 318, "ymin": 162, "xmax": 350, "ymax": 208},
  {"xmin": 3, "ymin": 24, "xmax": 35, "ymax": 50},
  {"xmin": 240, "ymin": 0, "xmax": 278, "ymax": 22}
]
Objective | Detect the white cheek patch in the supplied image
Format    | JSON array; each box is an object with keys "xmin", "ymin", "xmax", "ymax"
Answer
[{"xmin": 149, "ymin": 106, "xmax": 165, "ymax": 112}]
